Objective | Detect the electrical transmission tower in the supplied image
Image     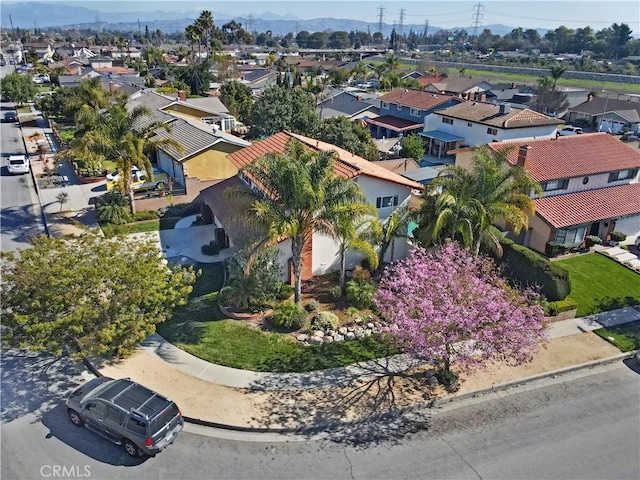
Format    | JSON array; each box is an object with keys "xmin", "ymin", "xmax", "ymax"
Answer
[
  {"xmin": 376, "ymin": 5, "xmax": 386, "ymax": 44},
  {"xmin": 471, "ymin": 3, "xmax": 484, "ymax": 50}
]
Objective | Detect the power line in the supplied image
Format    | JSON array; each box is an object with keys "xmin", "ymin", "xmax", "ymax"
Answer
[
  {"xmin": 472, "ymin": 2, "xmax": 484, "ymax": 48},
  {"xmin": 399, "ymin": 7, "xmax": 406, "ymax": 38},
  {"xmin": 376, "ymin": 5, "xmax": 386, "ymax": 37}
]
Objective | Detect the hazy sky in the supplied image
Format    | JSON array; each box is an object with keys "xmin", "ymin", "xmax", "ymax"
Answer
[{"xmin": 15, "ymin": 1, "xmax": 640, "ymax": 32}]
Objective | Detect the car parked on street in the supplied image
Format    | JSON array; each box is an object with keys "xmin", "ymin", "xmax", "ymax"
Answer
[
  {"xmin": 557, "ymin": 125, "xmax": 583, "ymax": 136},
  {"xmin": 7, "ymin": 155, "xmax": 29, "ymax": 174},
  {"xmin": 66, "ymin": 377, "xmax": 184, "ymax": 457},
  {"xmin": 3, "ymin": 111, "xmax": 18, "ymax": 123}
]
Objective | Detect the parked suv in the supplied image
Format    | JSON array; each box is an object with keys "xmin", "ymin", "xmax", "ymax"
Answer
[
  {"xmin": 66, "ymin": 377, "xmax": 183, "ymax": 457},
  {"xmin": 7, "ymin": 155, "xmax": 29, "ymax": 175},
  {"xmin": 557, "ymin": 125, "xmax": 583, "ymax": 136}
]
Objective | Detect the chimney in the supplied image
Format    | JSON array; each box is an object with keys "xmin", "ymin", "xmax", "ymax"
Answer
[
  {"xmin": 499, "ymin": 103, "xmax": 511, "ymax": 115},
  {"xmin": 469, "ymin": 91, "xmax": 475, "ymax": 101},
  {"xmin": 517, "ymin": 145, "xmax": 532, "ymax": 168},
  {"xmin": 109, "ymin": 81, "xmax": 115, "ymax": 93},
  {"xmin": 357, "ymin": 95, "xmax": 362, "ymax": 102},
  {"xmin": 479, "ymin": 93, "xmax": 487, "ymax": 102},
  {"xmin": 178, "ymin": 90, "xmax": 187, "ymax": 102},
  {"xmin": 77, "ymin": 65, "xmax": 82, "ymax": 76},
  {"xmin": 511, "ymin": 82, "xmax": 516, "ymax": 88},
  {"xmin": 587, "ymin": 93, "xmax": 593, "ymax": 102}
]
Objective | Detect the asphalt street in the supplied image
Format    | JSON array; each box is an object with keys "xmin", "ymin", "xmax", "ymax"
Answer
[
  {"xmin": 0, "ymin": 99, "xmax": 45, "ymax": 252},
  {"xmin": 1, "ymin": 350, "xmax": 639, "ymax": 480}
]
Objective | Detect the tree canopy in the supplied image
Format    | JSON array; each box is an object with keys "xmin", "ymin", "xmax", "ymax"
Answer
[
  {"xmin": 1, "ymin": 235, "xmax": 195, "ymax": 359},
  {"xmin": 0, "ymin": 72, "xmax": 38, "ymax": 105},
  {"xmin": 315, "ymin": 116, "xmax": 379, "ymax": 161},
  {"xmin": 220, "ymin": 80, "xmax": 254, "ymax": 124},
  {"xmin": 400, "ymin": 133, "xmax": 426, "ymax": 161},
  {"xmin": 374, "ymin": 243, "xmax": 547, "ymax": 376},
  {"xmin": 249, "ymin": 85, "xmax": 320, "ymax": 139}
]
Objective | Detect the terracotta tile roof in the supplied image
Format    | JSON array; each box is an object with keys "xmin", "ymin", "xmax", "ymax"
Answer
[
  {"xmin": 379, "ymin": 89, "xmax": 461, "ymax": 110},
  {"xmin": 226, "ymin": 131, "xmax": 423, "ymax": 190},
  {"xmin": 436, "ymin": 101, "xmax": 562, "ymax": 128},
  {"xmin": 534, "ymin": 183, "xmax": 640, "ymax": 228},
  {"xmin": 487, "ymin": 133, "xmax": 640, "ymax": 182},
  {"xmin": 365, "ymin": 115, "xmax": 423, "ymax": 131}
]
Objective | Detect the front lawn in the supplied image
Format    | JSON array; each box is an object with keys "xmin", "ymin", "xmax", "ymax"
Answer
[
  {"xmin": 555, "ymin": 253, "xmax": 640, "ymax": 316},
  {"xmin": 157, "ymin": 263, "xmax": 400, "ymax": 372},
  {"xmin": 594, "ymin": 320, "xmax": 640, "ymax": 352}
]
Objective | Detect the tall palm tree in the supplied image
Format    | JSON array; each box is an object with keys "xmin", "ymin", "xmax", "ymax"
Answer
[
  {"xmin": 197, "ymin": 10, "xmax": 214, "ymax": 57},
  {"xmin": 184, "ymin": 25, "xmax": 199, "ymax": 63},
  {"xmin": 228, "ymin": 138, "xmax": 370, "ymax": 304},
  {"xmin": 549, "ymin": 63, "xmax": 566, "ymax": 91},
  {"xmin": 385, "ymin": 54, "xmax": 401, "ymax": 74}
]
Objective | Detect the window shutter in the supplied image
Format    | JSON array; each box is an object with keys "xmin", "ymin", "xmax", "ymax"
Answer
[
  {"xmin": 393, "ymin": 195, "xmax": 399, "ymax": 206},
  {"xmin": 376, "ymin": 197, "xmax": 381, "ymax": 208},
  {"xmin": 562, "ymin": 179, "xmax": 569, "ymax": 189}
]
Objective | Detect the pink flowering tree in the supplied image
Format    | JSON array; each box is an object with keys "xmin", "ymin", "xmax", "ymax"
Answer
[{"xmin": 374, "ymin": 243, "xmax": 547, "ymax": 379}]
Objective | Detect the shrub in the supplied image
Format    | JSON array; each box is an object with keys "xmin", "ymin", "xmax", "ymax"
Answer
[
  {"xmin": 161, "ymin": 203, "xmax": 199, "ymax": 218},
  {"xmin": 352, "ymin": 266, "xmax": 371, "ymax": 283},
  {"xmin": 497, "ymin": 237, "xmax": 571, "ymax": 302},
  {"xmin": 545, "ymin": 241, "xmax": 570, "ymax": 258},
  {"xmin": 585, "ymin": 235, "xmax": 602, "ymax": 248},
  {"xmin": 610, "ymin": 231, "xmax": 627, "ymax": 242},
  {"xmin": 276, "ymin": 283, "xmax": 294, "ymax": 300},
  {"xmin": 346, "ymin": 279, "xmax": 375, "ymax": 309},
  {"xmin": 543, "ymin": 298, "xmax": 579, "ymax": 316},
  {"xmin": 271, "ymin": 301, "xmax": 307, "ymax": 329},
  {"xmin": 132, "ymin": 210, "xmax": 159, "ymax": 222},
  {"xmin": 345, "ymin": 306, "xmax": 359, "ymax": 318},
  {"xmin": 330, "ymin": 285, "xmax": 342, "ymax": 300},
  {"xmin": 305, "ymin": 299, "xmax": 321, "ymax": 312},
  {"xmin": 201, "ymin": 241, "xmax": 220, "ymax": 256},
  {"xmin": 435, "ymin": 369, "xmax": 459, "ymax": 388},
  {"xmin": 310, "ymin": 311, "xmax": 339, "ymax": 331}
]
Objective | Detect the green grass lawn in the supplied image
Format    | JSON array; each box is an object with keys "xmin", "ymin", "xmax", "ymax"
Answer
[
  {"xmin": 555, "ymin": 253, "xmax": 640, "ymax": 316},
  {"xmin": 594, "ymin": 320, "xmax": 640, "ymax": 352},
  {"xmin": 16, "ymin": 105, "xmax": 31, "ymax": 114},
  {"xmin": 157, "ymin": 263, "xmax": 400, "ymax": 372}
]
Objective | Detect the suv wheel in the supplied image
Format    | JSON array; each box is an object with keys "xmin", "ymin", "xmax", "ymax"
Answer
[
  {"xmin": 68, "ymin": 409, "xmax": 83, "ymax": 427},
  {"xmin": 123, "ymin": 439, "xmax": 139, "ymax": 457}
]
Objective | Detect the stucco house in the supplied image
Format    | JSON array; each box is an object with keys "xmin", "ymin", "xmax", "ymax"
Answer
[
  {"xmin": 196, "ymin": 131, "xmax": 423, "ymax": 283},
  {"xmin": 454, "ymin": 133, "xmax": 640, "ymax": 253},
  {"xmin": 367, "ymin": 88, "xmax": 463, "ymax": 139},
  {"xmin": 422, "ymin": 100, "xmax": 562, "ymax": 160},
  {"xmin": 316, "ymin": 90, "xmax": 380, "ymax": 121},
  {"xmin": 423, "ymin": 76, "xmax": 494, "ymax": 98},
  {"xmin": 564, "ymin": 94, "xmax": 640, "ymax": 134}
]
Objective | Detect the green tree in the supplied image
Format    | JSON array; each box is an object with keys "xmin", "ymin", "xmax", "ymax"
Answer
[
  {"xmin": 196, "ymin": 10, "xmax": 215, "ymax": 57},
  {"xmin": 417, "ymin": 146, "xmax": 540, "ymax": 256},
  {"xmin": 220, "ymin": 80, "xmax": 254, "ymax": 123},
  {"xmin": 228, "ymin": 138, "xmax": 369, "ymax": 304},
  {"xmin": 315, "ymin": 116, "xmax": 379, "ymax": 161},
  {"xmin": 385, "ymin": 54, "xmax": 401, "ymax": 74},
  {"xmin": 0, "ymin": 234, "xmax": 194, "ymax": 359},
  {"xmin": 0, "ymin": 72, "xmax": 38, "ymax": 105},
  {"xmin": 548, "ymin": 63, "xmax": 566, "ymax": 90},
  {"xmin": 249, "ymin": 85, "xmax": 320, "ymax": 139},
  {"xmin": 375, "ymin": 204, "xmax": 415, "ymax": 269},
  {"xmin": 400, "ymin": 133, "xmax": 425, "ymax": 161}
]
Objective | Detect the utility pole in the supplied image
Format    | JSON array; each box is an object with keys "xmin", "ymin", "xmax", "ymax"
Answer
[
  {"xmin": 471, "ymin": 3, "xmax": 484, "ymax": 51},
  {"xmin": 398, "ymin": 7, "xmax": 406, "ymax": 50},
  {"xmin": 376, "ymin": 5, "xmax": 386, "ymax": 45},
  {"xmin": 247, "ymin": 14, "xmax": 253, "ymax": 35},
  {"xmin": 137, "ymin": 18, "xmax": 142, "ymax": 43}
]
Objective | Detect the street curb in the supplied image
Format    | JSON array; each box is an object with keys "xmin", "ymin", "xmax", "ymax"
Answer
[{"xmin": 82, "ymin": 351, "xmax": 633, "ymax": 436}]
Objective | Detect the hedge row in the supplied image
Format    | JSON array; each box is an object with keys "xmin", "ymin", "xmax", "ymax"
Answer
[
  {"xmin": 497, "ymin": 238, "xmax": 572, "ymax": 302},
  {"xmin": 544, "ymin": 298, "xmax": 579, "ymax": 316}
]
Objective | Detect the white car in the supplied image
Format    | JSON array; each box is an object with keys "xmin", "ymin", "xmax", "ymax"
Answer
[
  {"xmin": 557, "ymin": 126, "xmax": 583, "ymax": 136},
  {"xmin": 106, "ymin": 166, "xmax": 140, "ymax": 182},
  {"xmin": 7, "ymin": 155, "xmax": 29, "ymax": 175}
]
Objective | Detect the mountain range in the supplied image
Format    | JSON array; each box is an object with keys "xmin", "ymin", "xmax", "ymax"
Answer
[{"xmin": 0, "ymin": 2, "xmax": 539, "ymax": 38}]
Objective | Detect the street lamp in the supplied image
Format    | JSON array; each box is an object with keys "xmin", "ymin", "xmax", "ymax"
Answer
[{"xmin": 599, "ymin": 90, "xmax": 610, "ymax": 132}]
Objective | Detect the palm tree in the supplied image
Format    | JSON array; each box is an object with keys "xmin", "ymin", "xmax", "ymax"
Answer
[
  {"xmin": 329, "ymin": 205, "xmax": 380, "ymax": 295},
  {"xmin": 418, "ymin": 146, "xmax": 540, "ymax": 256},
  {"xmin": 375, "ymin": 204, "xmax": 415, "ymax": 269},
  {"xmin": 350, "ymin": 63, "xmax": 369, "ymax": 82},
  {"xmin": 549, "ymin": 63, "xmax": 566, "ymax": 91},
  {"xmin": 197, "ymin": 10, "xmax": 214, "ymax": 57},
  {"xmin": 385, "ymin": 54, "xmax": 401, "ymax": 74},
  {"xmin": 184, "ymin": 25, "xmax": 199, "ymax": 63},
  {"xmin": 228, "ymin": 138, "xmax": 370, "ymax": 304}
]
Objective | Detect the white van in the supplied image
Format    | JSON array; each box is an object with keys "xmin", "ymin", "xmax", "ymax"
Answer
[{"xmin": 8, "ymin": 155, "xmax": 29, "ymax": 175}]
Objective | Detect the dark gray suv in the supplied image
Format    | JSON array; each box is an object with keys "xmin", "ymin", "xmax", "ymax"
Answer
[{"xmin": 66, "ymin": 377, "xmax": 183, "ymax": 457}]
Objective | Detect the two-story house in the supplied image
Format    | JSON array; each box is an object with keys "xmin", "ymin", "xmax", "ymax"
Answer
[
  {"xmin": 454, "ymin": 133, "xmax": 640, "ymax": 253},
  {"xmin": 367, "ymin": 88, "xmax": 463, "ymax": 139},
  {"xmin": 423, "ymin": 100, "xmax": 562, "ymax": 160},
  {"xmin": 196, "ymin": 131, "xmax": 423, "ymax": 283}
]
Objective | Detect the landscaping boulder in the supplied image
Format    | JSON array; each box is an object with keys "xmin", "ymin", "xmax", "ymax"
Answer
[
  {"xmin": 297, "ymin": 334, "xmax": 309, "ymax": 343},
  {"xmin": 426, "ymin": 376, "xmax": 439, "ymax": 386},
  {"xmin": 345, "ymin": 332, "xmax": 356, "ymax": 341},
  {"xmin": 338, "ymin": 327, "xmax": 348, "ymax": 335},
  {"xmin": 333, "ymin": 334, "xmax": 345, "ymax": 342},
  {"xmin": 313, "ymin": 330, "xmax": 324, "ymax": 338},
  {"xmin": 355, "ymin": 329, "xmax": 365, "ymax": 339},
  {"xmin": 367, "ymin": 322, "xmax": 375, "ymax": 329},
  {"xmin": 309, "ymin": 336, "xmax": 323, "ymax": 345},
  {"xmin": 323, "ymin": 336, "xmax": 334, "ymax": 344},
  {"xmin": 364, "ymin": 329, "xmax": 372, "ymax": 336}
]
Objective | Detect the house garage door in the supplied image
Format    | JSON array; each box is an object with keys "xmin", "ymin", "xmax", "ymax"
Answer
[
  {"xmin": 614, "ymin": 214, "xmax": 640, "ymax": 244},
  {"xmin": 157, "ymin": 150, "xmax": 185, "ymax": 187}
]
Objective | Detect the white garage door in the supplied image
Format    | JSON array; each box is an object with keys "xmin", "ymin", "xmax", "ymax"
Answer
[{"xmin": 614, "ymin": 214, "xmax": 640, "ymax": 245}]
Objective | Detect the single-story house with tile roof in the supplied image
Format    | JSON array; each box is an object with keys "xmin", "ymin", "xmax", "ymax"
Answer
[
  {"xmin": 424, "ymin": 76, "xmax": 494, "ymax": 98},
  {"xmin": 423, "ymin": 101, "xmax": 562, "ymax": 159},
  {"xmin": 367, "ymin": 88, "xmax": 463, "ymax": 139},
  {"xmin": 455, "ymin": 133, "xmax": 640, "ymax": 252},
  {"xmin": 565, "ymin": 94, "xmax": 640, "ymax": 134},
  {"xmin": 197, "ymin": 131, "xmax": 423, "ymax": 282},
  {"xmin": 317, "ymin": 90, "xmax": 380, "ymax": 120},
  {"xmin": 152, "ymin": 117, "xmax": 250, "ymax": 188}
]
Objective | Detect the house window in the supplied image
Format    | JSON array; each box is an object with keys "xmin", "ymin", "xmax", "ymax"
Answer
[
  {"xmin": 541, "ymin": 179, "xmax": 569, "ymax": 192},
  {"xmin": 376, "ymin": 195, "xmax": 399, "ymax": 209},
  {"xmin": 410, "ymin": 108, "xmax": 421, "ymax": 117},
  {"xmin": 467, "ymin": 122, "xmax": 473, "ymax": 127},
  {"xmin": 442, "ymin": 117, "xmax": 453, "ymax": 125},
  {"xmin": 381, "ymin": 101, "xmax": 389, "ymax": 109},
  {"xmin": 240, "ymin": 172, "xmax": 251, "ymax": 186},
  {"xmin": 396, "ymin": 104, "xmax": 403, "ymax": 111},
  {"xmin": 555, "ymin": 226, "xmax": 586, "ymax": 245},
  {"xmin": 487, "ymin": 127, "xmax": 498, "ymax": 135},
  {"xmin": 608, "ymin": 169, "xmax": 638, "ymax": 182}
]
